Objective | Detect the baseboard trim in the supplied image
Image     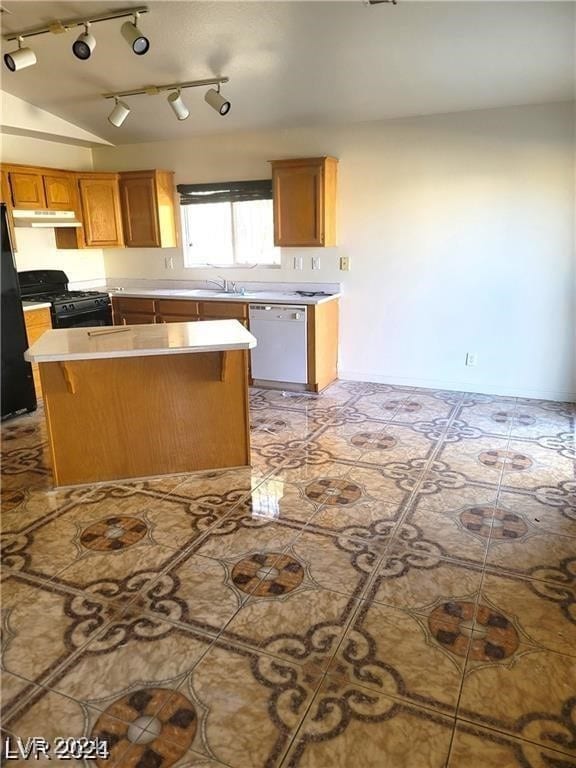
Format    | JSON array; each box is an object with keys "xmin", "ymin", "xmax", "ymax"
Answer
[{"xmin": 337, "ymin": 369, "xmax": 576, "ymax": 404}]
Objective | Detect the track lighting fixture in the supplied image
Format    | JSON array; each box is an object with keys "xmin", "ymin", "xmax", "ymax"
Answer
[
  {"xmin": 120, "ymin": 13, "xmax": 150, "ymax": 55},
  {"xmin": 204, "ymin": 86, "xmax": 231, "ymax": 116},
  {"xmin": 102, "ymin": 77, "xmax": 230, "ymax": 128},
  {"xmin": 167, "ymin": 90, "xmax": 189, "ymax": 121},
  {"xmin": 3, "ymin": 7, "xmax": 149, "ymax": 72},
  {"xmin": 108, "ymin": 98, "xmax": 131, "ymax": 127},
  {"xmin": 3, "ymin": 36, "xmax": 36, "ymax": 72},
  {"xmin": 72, "ymin": 23, "xmax": 96, "ymax": 60}
]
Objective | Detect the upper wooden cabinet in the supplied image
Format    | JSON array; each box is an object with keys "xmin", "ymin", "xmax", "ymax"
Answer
[
  {"xmin": 77, "ymin": 173, "xmax": 123, "ymax": 248},
  {"xmin": 43, "ymin": 173, "xmax": 76, "ymax": 210},
  {"xmin": 119, "ymin": 170, "xmax": 178, "ymax": 248},
  {"xmin": 270, "ymin": 157, "xmax": 338, "ymax": 247},
  {"xmin": 8, "ymin": 171, "xmax": 47, "ymax": 209}
]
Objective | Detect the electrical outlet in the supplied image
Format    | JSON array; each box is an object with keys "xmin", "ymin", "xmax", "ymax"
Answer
[
  {"xmin": 311, "ymin": 256, "xmax": 321, "ymax": 270},
  {"xmin": 339, "ymin": 256, "xmax": 350, "ymax": 271},
  {"xmin": 164, "ymin": 255, "xmax": 174, "ymax": 270},
  {"xmin": 293, "ymin": 255, "xmax": 303, "ymax": 270},
  {"xmin": 465, "ymin": 352, "xmax": 478, "ymax": 367}
]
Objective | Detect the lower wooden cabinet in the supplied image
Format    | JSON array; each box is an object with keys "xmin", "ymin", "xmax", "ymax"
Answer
[
  {"xmin": 111, "ymin": 296, "xmax": 339, "ymax": 391},
  {"xmin": 112, "ymin": 297, "xmax": 156, "ymax": 325},
  {"xmin": 24, "ymin": 307, "xmax": 52, "ymax": 398}
]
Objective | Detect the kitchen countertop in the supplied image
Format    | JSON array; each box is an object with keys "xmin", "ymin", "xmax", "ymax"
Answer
[
  {"xmin": 22, "ymin": 301, "xmax": 52, "ymax": 312},
  {"xmin": 108, "ymin": 288, "xmax": 341, "ymax": 305},
  {"xmin": 25, "ymin": 319, "xmax": 257, "ymax": 363}
]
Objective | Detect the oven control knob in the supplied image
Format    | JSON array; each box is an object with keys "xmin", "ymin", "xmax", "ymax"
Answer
[
  {"xmin": 62, "ymin": 304, "xmax": 68, "ymax": 311},
  {"xmin": 69, "ymin": 303, "xmax": 75, "ymax": 311}
]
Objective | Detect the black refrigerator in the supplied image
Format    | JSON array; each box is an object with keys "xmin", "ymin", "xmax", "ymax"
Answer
[{"xmin": 1, "ymin": 203, "xmax": 37, "ymax": 419}]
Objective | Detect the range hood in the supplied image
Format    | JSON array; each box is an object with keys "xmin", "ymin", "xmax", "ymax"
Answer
[{"xmin": 12, "ymin": 209, "xmax": 82, "ymax": 228}]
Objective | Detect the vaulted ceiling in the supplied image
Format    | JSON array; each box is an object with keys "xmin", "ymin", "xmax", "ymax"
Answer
[{"xmin": 1, "ymin": 1, "xmax": 574, "ymax": 145}]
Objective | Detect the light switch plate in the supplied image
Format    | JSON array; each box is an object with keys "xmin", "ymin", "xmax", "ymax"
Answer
[
  {"xmin": 293, "ymin": 255, "xmax": 303, "ymax": 270},
  {"xmin": 340, "ymin": 256, "xmax": 350, "ymax": 271},
  {"xmin": 311, "ymin": 256, "xmax": 321, "ymax": 270}
]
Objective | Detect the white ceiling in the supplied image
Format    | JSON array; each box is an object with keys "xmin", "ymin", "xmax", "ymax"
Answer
[{"xmin": 1, "ymin": 1, "xmax": 574, "ymax": 145}]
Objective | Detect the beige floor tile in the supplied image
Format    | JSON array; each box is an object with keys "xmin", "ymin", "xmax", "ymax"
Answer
[
  {"xmin": 140, "ymin": 552, "xmax": 247, "ymax": 635},
  {"xmin": 486, "ymin": 527, "xmax": 576, "ymax": 581},
  {"xmin": 270, "ymin": 455, "xmax": 354, "ymax": 484},
  {"xmin": 499, "ymin": 439, "xmax": 574, "ymax": 492},
  {"xmin": 284, "ymin": 683, "xmax": 454, "ymax": 767},
  {"xmin": 192, "ymin": 514, "xmax": 301, "ymax": 562},
  {"xmin": 1, "ymin": 577, "xmax": 107, "ymax": 695},
  {"xmin": 286, "ymin": 528, "xmax": 381, "ymax": 599},
  {"xmin": 158, "ymin": 642, "xmax": 323, "ymax": 768},
  {"xmin": 224, "ymin": 584, "xmax": 357, "ymax": 670},
  {"xmin": 498, "ymin": 489, "xmax": 576, "ymax": 539},
  {"xmin": 311, "ymin": 498, "xmax": 404, "ymax": 537},
  {"xmin": 371, "ymin": 558, "xmax": 482, "ymax": 613},
  {"xmin": 459, "ymin": 645, "xmax": 576, "ymax": 754},
  {"xmin": 330, "ymin": 600, "xmax": 468, "ymax": 710},
  {"xmin": 448, "ymin": 722, "xmax": 576, "ymax": 767},
  {"xmin": 437, "ymin": 436, "xmax": 511, "ymax": 485},
  {"xmin": 2, "ymin": 683, "xmax": 126, "ymax": 767},
  {"xmin": 479, "ymin": 573, "xmax": 576, "ymax": 657},
  {"xmin": 399, "ymin": 502, "xmax": 492, "ymax": 565},
  {"xmin": 346, "ymin": 463, "xmax": 427, "ymax": 505},
  {"xmin": 455, "ymin": 398, "xmax": 517, "ymax": 437},
  {"xmin": 48, "ymin": 619, "xmax": 215, "ymax": 711}
]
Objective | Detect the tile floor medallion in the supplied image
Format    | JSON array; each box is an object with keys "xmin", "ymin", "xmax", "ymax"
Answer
[{"xmin": 1, "ymin": 386, "xmax": 575, "ymax": 767}]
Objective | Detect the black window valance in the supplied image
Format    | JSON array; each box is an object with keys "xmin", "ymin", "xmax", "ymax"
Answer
[{"xmin": 177, "ymin": 179, "xmax": 272, "ymax": 205}]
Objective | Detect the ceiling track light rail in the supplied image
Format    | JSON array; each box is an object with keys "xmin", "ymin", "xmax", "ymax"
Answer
[
  {"xmin": 3, "ymin": 6, "xmax": 150, "ymax": 70},
  {"xmin": 3, "ymin": 6, "xmax": 149, "ymax": 42},
  {"xmin": 103, "ymin": 77, "xmax": 231, "ymax": 127}
]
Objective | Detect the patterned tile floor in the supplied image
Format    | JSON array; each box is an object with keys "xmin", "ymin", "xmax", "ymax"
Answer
[{"xmin": 1, "ymin": 381, "xmax": 575, "ymax": 767}]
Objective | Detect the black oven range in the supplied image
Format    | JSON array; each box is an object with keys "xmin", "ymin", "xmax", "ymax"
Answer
[{"xmin": 18, "ymin": 270, "xmax": 112, "ymax": 329}]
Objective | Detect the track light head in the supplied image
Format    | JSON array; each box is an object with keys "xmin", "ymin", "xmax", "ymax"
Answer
[
  {"xmin": 205, "ymin": 87, "xmax": 230, "ymax": 116},
  {"xmin": 108, "ymin": 98, "xmax": 130, "ymax": 127},
  {"xmin": 4, "ymin": 37, "xmax": 36, "ymax": 72},
  {"xmin": 72, "ymin": 23, "xmax": 96, "ymax": 60},
  {"xmin": 167, "ymin": 90, "xmax": 189, "ymax": 121},
  {"xmin": 121, "ymin": 15, "xmax": 149, "ymax": 55}
]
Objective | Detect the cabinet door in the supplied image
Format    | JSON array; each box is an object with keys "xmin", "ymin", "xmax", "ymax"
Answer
[
  {"xmin": 9, "ymin": 171, "xmax": 47, "ymax": 209},
  {"xmin": 1, "ymin": 171, "xmax": 17, "ymax": 251},
  {"xmin": 79, "ymin": 177, "xmax": 123, "ymax": 247},
  {"xmin": 273, "ymin": 163, "xmax": 323, "ymax": 246},
  {"xmin": 120, "ymin": 175, "xmax": 160, "ymax": 247},
  {"xmin": 44, "ymin": 174, "xmax": 75, "ymax": 210}
]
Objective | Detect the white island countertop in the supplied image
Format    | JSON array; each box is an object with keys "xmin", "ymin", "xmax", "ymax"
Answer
[
  {"xmin": 25, "ymin": 319, "xmax": 256, "ymax": 363},
  {"xmin": 22, "ymin": 301, "xmax": 52, "ymax": 312}
]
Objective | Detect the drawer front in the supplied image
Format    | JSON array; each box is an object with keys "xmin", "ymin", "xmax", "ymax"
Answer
[
  {"xmin": 200, "ymin": 301, "xmax": 248, "ymax": 319},
  {"xmin": 157, "ymin": 299, "xmax": 200, "ymax": 317},
  {"xmin": 113, "ymin": 297, "xmax": 156, "ymax": 314},
  {"xmin": 24, "ymin": 307, "xmax": 52, "ymax": 330},
  {"xmin": 119, "ymin": 312, "xmax": 158, "ymax": 325}
]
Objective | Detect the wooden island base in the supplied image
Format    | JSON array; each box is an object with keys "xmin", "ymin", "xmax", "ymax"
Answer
[{"xmin": 40, "ymin": 349, "xmax": 251, "ymax": 487}]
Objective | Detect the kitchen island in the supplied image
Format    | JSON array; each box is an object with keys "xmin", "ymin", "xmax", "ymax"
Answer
[{"xmin": 25, "ymin": 320, "xmax": 256, "ymax": 487}]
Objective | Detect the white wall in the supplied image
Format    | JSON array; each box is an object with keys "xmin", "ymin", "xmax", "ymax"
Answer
[
  {"xmin": 1, "ymin": 133, "xmax": 106, "ymax": 285},
  {"xmin": 92, "ymin": 102, "xmax": 575, "ymax": 401}
]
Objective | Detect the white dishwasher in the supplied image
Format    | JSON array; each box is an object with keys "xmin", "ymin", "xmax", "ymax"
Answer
[{"xmin": 249, "ymin": 304, "xmax": 307, "ymax": 383}]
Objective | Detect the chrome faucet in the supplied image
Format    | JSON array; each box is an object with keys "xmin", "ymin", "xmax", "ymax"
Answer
[{"xmin": 205, "ymin": 277, "xmax": 239, "ymax": 294}]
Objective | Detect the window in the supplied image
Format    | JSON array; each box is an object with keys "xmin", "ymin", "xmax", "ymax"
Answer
[{"xmin": 178, "ymin": 180, "xmax": 280, "ymax": 268}]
